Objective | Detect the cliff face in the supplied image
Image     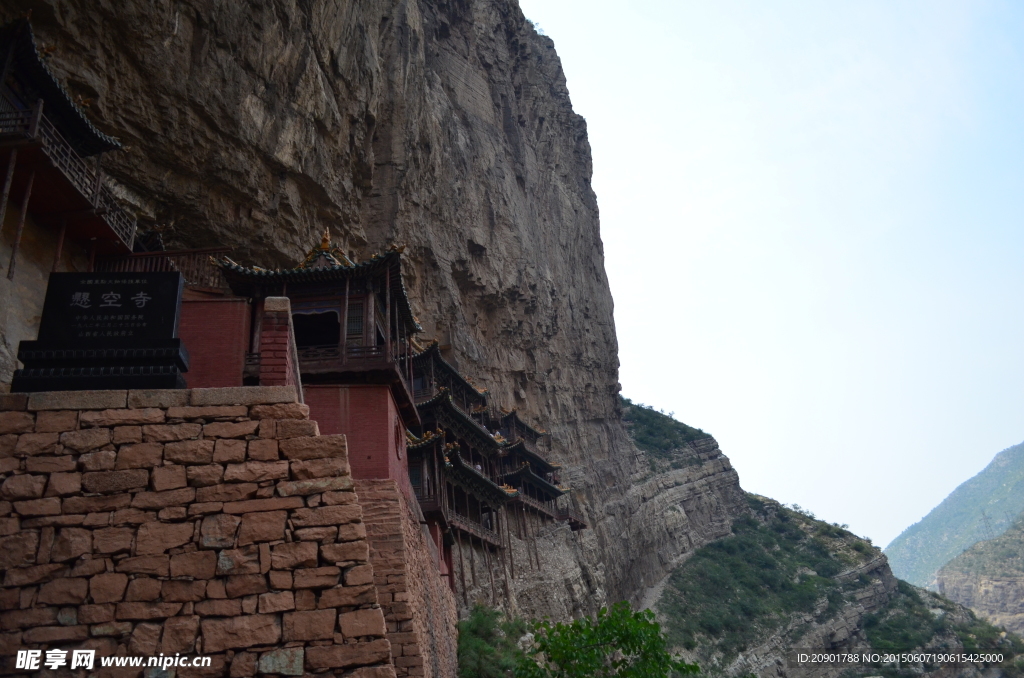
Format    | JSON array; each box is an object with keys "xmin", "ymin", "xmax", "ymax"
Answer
[
  {"xmin": 0, "ymin": 0, "xmax": 748, "ymax": 618},
  {"xmin": 938, "ymin": 518, "xmax": 1024, "ymax": 635}
]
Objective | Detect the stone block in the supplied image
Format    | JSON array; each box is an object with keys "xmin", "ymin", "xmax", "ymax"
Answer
[
  {"xmin": 125, "ymin": 577, "xmax": 163, "ymax": 601},
  {"xmin": 128, "ymin": 389, "xmax": 190, "ymax": 408},
  {"xmin": 168, "ymin": 405, "xmax": 248, "ymax": 420},
  {"xmin": 246, "ymin": 438, "xmax": 278, "ymax": 461},
  {"xmin": 112, "ymin": 426, "xmax": 143, "ymax": 444},
  {"xmin": 3, "ymin": 563, "xmax": 68, "ymax": 586},
  {"xmin": 224, "ymin": 460, "xmax": 289, "ymax": 483},
  {"xmin": 161, "ymin": 579, "xmax": 207, "ymax": 603},
  {"xmin": 0, "ymin": 516, "xmax": 18, "ymax": 535},
  {"xmin": 161, "ymin": 614, "xmax": 200, "ymax": 653},
  {"xmin": 152, "ymin": 464, "xmax": 188, "ymax": 491},
  {"xmin": 201, "ymin": 514, "xmax": 241, "ymax": 548},
  {"xmin": 90, "ymin": 573, "xmax": 129, "ymax": 603},
  {"xmin": 255, "ymin": 591, "xmax": 292, "ymax": 614},
  {"xmin": 13, "ymin": 497, "xmax": 62, "ymax": 516},
  {"xmin": 293, "ymin": 566, "xmax": 340, "ymax": 589},
  {"xmin": 204, "ymin": 421, "xmax": 260, "ymax": 439},
  {"xmin": 271, "ymin": 542, "xmax": 318, "ymax": 569},
  {"xmin": 317, "ymin": 585, "xmax": 378, "ymax": 608},
  {"xmin": 225, "ymin": 574, "xmax": 267, "ymax": 597},
  {"xmin": 191, "ymin": 386, "xmax": 297, "ymax": 407},
  {"xmin": 81, "ymin": 408, "xmax": 166, "ymax": 428},
  {"xmin": 115, "ymin": 602, "xmax": 183, "ymax": 620},
  {"xmin": 279, "ymin": 434, "xmax": 347, "ymax": 460},
  {"xmin": 79, "ymin": 449, "xmax": 117, "ymax": 471},
  {"xmin": 0, "ymin": 393, "xmax": 28, "ymax": 411},
  {"xmin": 275, "ymin": 419, "xmax": 319, "ymax": 439},
  {"xmin": 282, "ymin": 608, "xmax": 335, "ymax": 641},
  {"xmin": 37, "ymin": 577, "xmax": 89, "ymax": 605},
  {"xmin": 142, "ymin": 423, "xmax": 203, "ymax": 442},
  {"xmin": 70, "ymin": 557, "xmax": 107, "ymax": 577},
  {"xmin": 291, "ymin": 504, "xmax": 362, "ymax": 527},
  {"xmin": 250, "ymin": 403, "xmax": 309, "ymax": 420},
  {"xmin": 159, "ymin": 506, "xmax": 186, "ymax": 521},
  {"xmin": 200, "ymin": 614, "xmax": 281, "ymax": 652},
  {"xmin": 26, "ymin": 455, "xmax": 75, "ymax": 473},
  {"xmin": 186, "ymin": 464, "xmax": 224, "ymax": 487},
  {"xmin": 22, "ymin": 624, "xmax": 89, "ymax": 643},
  {"xmin": 345, "ymin": 564, "xmax": 375, "ymax": 586},
  {"xmin": 63, "ymin": 494, "xmax": 131, "ymax": 514},
  {"xmin": 164, "ymin": 439, "xmax": 216, "ymax": 464},
  {"xmin": 0, "ymin": 606, "xmax": 59, "ymax": 630},
  {"xmin": 348, "ymin": 668, "xmax": 397, "ymax": 678},
  {"xmin": 115, "ymin": 555, "xmax": 170, "ymax": 576},
  {"xmin": 195, "ymin": 598, "xmax": 241, "ymax": 616},
  {"xmin": 321, "ymin": 541, "xmax": 369, "ymax": 563},
  {"xmin": 34, "ymin": 410, "xmax": 78, "ymax": 433},
  {"xmin": 237, "ymin": 510, "xmax": 287, "ymax": 545},
  {"xmin": 289, "ymin": 457, "xmax": 350, "ymax": 479},
  {"xmin": 170, "ymin": 550, "xmax": 218, "ymax": 579},
  {"xmin": 14, "ymin": 432, "xmax": 60, "ymax": 456},
  {"xmin": 257, "ymin": 647, "xmax": 304, "ymax": 676},
  {"xmin": 93, "ymin": 527, "xmax": 134, "ymax": 554},
  {"xmin": 305, "ymin": 639, "xmax": 391, "ymax": 669},
  {"xmin": 268, "ymin": 570, "xmax": 292, "ymax": 589},
  {"xmin": 61, "ymin": 428, "xmax": 112, "ymax": 452},
  {"xmin": 79, "ymin": 603, "xmax": 116, "ymax": 624},
  {"xmin": 196, "ymin": 483, "xmax": 258, "ymax": 503},
  {"xmin": 45, "ymin": 472, "xmax": 82, "ymax": 496},
  {"xmin": 337, "ymin": 522, "xmax": 368, "ymax": 542},
  {"xmin": 0, "ymin": 434, "xmax": 15, "ymax": 459},
  {"xmin": 27, "ymin": 390, "xmax": 127, "ymax": 411},
  {"xmin": 128, "ymin": 621, "xmax": 162, "ymax": 655},
  {"xmin": 82, "ymin": 469, "xmax": 149, "ymax": 494},
  {"xmin": 217, "ymin": 546, "xmax": 261, "ymax": 576},
  {"xmin": 339, "ymin": 608, "xmax": 387, "ymax": 638},
  {"xmin": 136, "ymin": 521, "xmax": 194, "ymax": 554},
  {"xmin": 116, "ymin": 442, "xmax": 164, "ymax": 469},
  {"xmin": 278, "ymin": 476, "xmax": 355, "ymax": 497},
  {"xmin": 294, "ymin": 526, "xmax": 337, "ymax": 542},
  {"xmin": 213, "ymin": 438, "xmax": 247, "ymax": 463},
  {"xmin": 229, "ymin": 651, "xmax": 257, "ymax": 678},
  {"xmin": 222, "ymin": 496, "xmax": 304, "ymax": 514},
  {"xmin": 1, "ymin": 473, "xmax": 46, "ymax": 500},
  {"xmin": 131, "ymin": 487, "xmax": 196, "ymax": 509}
]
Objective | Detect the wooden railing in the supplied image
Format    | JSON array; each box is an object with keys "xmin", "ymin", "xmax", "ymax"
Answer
[
  {"xmin": 296, "ymin": 344, "xmax": 387, "ymax": 362},
  {"xmin": 516, "ymin": 493, "xmax": 558, "ymax": 519},
  {"xmin": 95, "ymin": 248, "xmax": 230, "ymax": 287},
  {"xmin": 448, "ymin": 512, "xmax": 502, "ymax": 547},
  {"xmin": 557, "ymin": 505, "xmax": 587, "ymax": 527},
  {"xmin": 1, "ymin": 96, "xmax": 137, "ymax": 249}
]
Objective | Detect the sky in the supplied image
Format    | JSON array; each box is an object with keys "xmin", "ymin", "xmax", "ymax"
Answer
[{"xmin": 516, "ymin": 0, "xmax": 1024, "ymax": 547}]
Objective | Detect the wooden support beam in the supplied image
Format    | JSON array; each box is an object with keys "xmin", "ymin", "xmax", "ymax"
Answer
[
  {"xmin": 51, "ymin": 218, "xmax": 66, "ymax": 273},
  {"xmin": 0, "ymin": 150, "xmax": 16, "ymax": 242},
  {"xmin": 6, "ymin": 169, "xmax": 34, "ymax": 281}
]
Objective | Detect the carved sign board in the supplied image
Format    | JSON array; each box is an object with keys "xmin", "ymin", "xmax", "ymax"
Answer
[
  {"xmin": 11, "ymin": 272, "xmax": 189, "ymax": 392},
  {"xmin": 36, "ymin": 272, "xmax": 184, "ymax": 347}
]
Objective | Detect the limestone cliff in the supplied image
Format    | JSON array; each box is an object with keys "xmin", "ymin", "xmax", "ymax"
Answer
[
  {"xmin": 938, "ymin": 517, "xmax": 1024, "ymax": 636},
  {"xmin": 0, "ymin": 0, "xmax": 749, "ymax": 618}
]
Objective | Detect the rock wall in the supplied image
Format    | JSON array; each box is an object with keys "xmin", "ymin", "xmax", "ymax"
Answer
[
  {"xmin": 0, "ymin": 386, "xmax": 409, "ymax": 677},
  {"xmin": 0, "ymin": 0, "xmax": 751, "ymax": 618},
  {"xmin": 937, "ymin": 573, "xmax": 1024, "ymax": 636},
  {"xmin": 355, "ymin": 479, "xmax": 458, "ymax": 678}
]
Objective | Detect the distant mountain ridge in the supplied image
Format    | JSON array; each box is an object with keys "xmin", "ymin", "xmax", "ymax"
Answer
[{"xmin": 884, "ymin": 440, "xmax": 1024, "ymax": 588}]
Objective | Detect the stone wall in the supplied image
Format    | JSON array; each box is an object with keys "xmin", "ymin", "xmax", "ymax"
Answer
[
  {"xmin": 354, "ymin": 480, "xmax": 457, "ymax": 678},
  {"xmin": 0, "ymin": 386, "xmax": 398, "ymax": 677}
]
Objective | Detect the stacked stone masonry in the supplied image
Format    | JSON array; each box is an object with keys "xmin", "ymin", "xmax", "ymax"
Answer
[
  {"xmin": 0, "ymin": 386, "xmax": 401, "ymax": 678},
  {"xmin": 354, "ymin": 480, "xmax": 457, "ymax": 678}
]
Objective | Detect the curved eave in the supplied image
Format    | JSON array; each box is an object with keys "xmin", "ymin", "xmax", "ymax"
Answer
[
  {"xmin": 500, "ymin": 409, "xmax": 548, "ymax": 439},
  {"xmin": 501, "ymin": 439, "xmax": 557, "ymax": 474},
  {"xmin": 411, "ymin": 342, "xmax": 486, "ymax": 406},
  {"xmin": 417, "ymin": 390, "xmax": 500, "ymax": 453},
  {"xmin": 216, "ymin": 250, "xmax": 421, "ymax": 332},
  {"xmin": 448, "ymin": 453, "xmax": 514, "ymax": 504},
  {"xmin": 2, "ymin": 19, "xmax": 121, "ymax": 156},
  {"xmin": 499, "ymin": 464, "xmax": 564, "ymax": 499}
]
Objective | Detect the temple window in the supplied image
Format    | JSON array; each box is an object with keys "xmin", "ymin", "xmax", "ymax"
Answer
[{"xmin": 292, "ymin": 311, "xmax": 340, "ymax": 348}]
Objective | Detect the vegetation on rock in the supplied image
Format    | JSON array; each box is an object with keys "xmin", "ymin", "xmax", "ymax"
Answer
[{"xmin": 620, "ymin": 397, "xmax": 711, "ymax": 469}]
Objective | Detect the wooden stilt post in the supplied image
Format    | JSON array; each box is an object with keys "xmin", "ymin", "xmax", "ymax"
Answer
[
  {"xmin": 483, "ymin": 529, "xmax": 496, "ymax": 605},
  {"xmin": 456, "ymin": 531, "xmax": 469, "ymax": 607},
  {"xmin": 0, "ymin": 150, "xmax": 16, "ymax": 240},
  {"xmin": 7, "ymin": 169, "xmax": 34, "ymax": 281},
  {"xmin": 51, "ymin": 218, "xmax": 66, "ymax": 273}
]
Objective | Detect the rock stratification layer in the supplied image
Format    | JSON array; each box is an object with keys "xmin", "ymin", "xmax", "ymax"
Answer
[{"xmin": 0, "ymin": 0, "xmax": 750, "ymax": 617}]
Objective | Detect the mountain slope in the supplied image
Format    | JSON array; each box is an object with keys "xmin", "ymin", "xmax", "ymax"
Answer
[
  {"xmin": 885, "ymin": 441, "xmax": 1024, "ymax": 588},
  {"xmin": 938, "ymin": 514, "xmax": 1024, "ymax": 635}
]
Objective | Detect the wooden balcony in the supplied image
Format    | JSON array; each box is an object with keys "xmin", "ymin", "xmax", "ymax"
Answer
[
  {"xmin": 557, "ymin": 505, "xmax": 588, "ymax": 531},
  {"xmin": 448, "ymin": 511, "xmax": 502, "ymax": 548},
  {"xmin": 514, "ymin": 492, "xmax": 559, "ymax": 520},
  {"xmin": 95, "ymin": 248, "xmax": 231, "ymax": 287},
  {"xmin": 0, "ymin": 99, "xmax": 136, "ymax": 253}
]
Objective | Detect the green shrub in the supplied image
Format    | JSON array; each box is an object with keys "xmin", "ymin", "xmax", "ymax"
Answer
[
  {"xmin": 457, "ymin": 605, "xmax": 527, "ymax": 678},
  {"xmin": 620, "ymin": 397, "xmax": 710, "ymax": 464}
]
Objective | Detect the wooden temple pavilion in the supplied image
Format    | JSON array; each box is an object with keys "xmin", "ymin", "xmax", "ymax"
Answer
[{"xmin": 0, "ymin": 18, "xmax": 137, "ymax": 279}]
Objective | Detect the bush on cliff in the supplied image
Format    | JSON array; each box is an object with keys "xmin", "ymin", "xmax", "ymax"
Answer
[
  {"xmin": 457, "ymin": 605, "xmax": 527, "ymax": 678},
  {"xmin": 620, "ymin": 397, "xmax": 711, "ymax": 469}
]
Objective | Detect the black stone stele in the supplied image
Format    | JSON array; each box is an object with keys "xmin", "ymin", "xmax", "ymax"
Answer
[{"xmin": 11, "ymin": 272, "xmax": 190, "ymax": 391}]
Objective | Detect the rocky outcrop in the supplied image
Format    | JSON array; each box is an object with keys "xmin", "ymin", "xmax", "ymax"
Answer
[{"xmin": 0, "ymin": 0, "xmax": 750, "ymax": 619}]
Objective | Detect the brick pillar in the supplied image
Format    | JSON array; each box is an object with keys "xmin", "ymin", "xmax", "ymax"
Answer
[{"xmin": 259, "ymin": 296, "xmax": 303, "ymax": 402}]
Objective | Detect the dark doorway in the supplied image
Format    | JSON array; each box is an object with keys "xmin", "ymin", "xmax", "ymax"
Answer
[{"xmin": 292, "ymin": 312, "xmax": 340, "ymax": 348}]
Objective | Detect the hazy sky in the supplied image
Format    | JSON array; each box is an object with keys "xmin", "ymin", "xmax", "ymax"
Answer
[{"xmin": 516, "ymin": 0, "xmax": 1024, "ymax": 547}]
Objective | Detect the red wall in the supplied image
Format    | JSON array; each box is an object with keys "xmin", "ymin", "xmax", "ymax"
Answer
[
  {"xmin": 179, "ymin": 298, "xmax": 249, "ymax": 388},
  {"xmin": 305, "ymin": 384, "xmax": 411, "ymax": 499}
]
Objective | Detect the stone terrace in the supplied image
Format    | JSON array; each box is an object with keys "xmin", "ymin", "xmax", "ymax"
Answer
[{"xmin": 0, "ymin": 386, "xmax": 395, "ymax": 678}]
